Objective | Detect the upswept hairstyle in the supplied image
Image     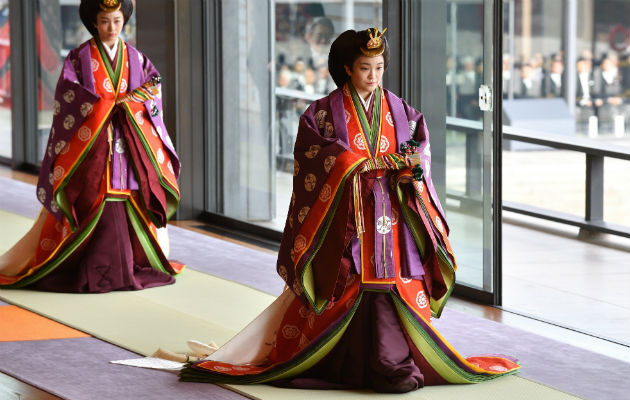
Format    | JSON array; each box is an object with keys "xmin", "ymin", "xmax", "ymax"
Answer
[
  {"xmin": 328, "ymin": 28, "xmax": 390, "ymax": 88},
  {"xmin": 79, "ymin": 0, "xmax": 134, "ymax": 38}
]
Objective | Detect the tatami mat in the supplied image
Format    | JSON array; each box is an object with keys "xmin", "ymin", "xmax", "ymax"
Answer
[
  {"xmin": 1, "ymin": 269, "xmax": 274, "ymax": 356},
  {"xmin": 0, "ymin": 210, "xmax": 584, "ymax": 400},
  {"xmin": 0, "ymin": 210, "xmax": 32, "ymax": 254},
  {"xmin": 0, "ymin": 279, "xmax": 581, "ymax": 399}
]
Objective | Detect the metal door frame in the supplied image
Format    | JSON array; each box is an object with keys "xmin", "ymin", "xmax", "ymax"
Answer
[{"xmin": 385, "ymin": 0, "xmax": 503, "ymax": 305}]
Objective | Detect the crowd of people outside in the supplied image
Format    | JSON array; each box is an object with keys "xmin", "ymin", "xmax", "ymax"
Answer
[
  {"xmin": 278, "ymin": 32, "xmax": 629, "ymax": 146},
  {"xmin": 448, "ymin": 49, "xmax": 630, "ymax": 131},
  {"xmin": 273, "ymin": 5, "xmax": 629, "ymax": 164},
  {"xmin": 275, "ymin": 14, "xmax": 338, "ymax": 165},
  {"xmin": 500, "ymin": 49, "xmax": 630, "ymax": 135},
  {"xmin": 276, "ymin": 16, "xmax": 336, "ymax": 96}
]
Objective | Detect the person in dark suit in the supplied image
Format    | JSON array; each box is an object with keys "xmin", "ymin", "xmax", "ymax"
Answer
[
  {"xmin": 576, "ymin": 57, "xmax": 596, "ymax": 107},
  {"xmin": 545, "ymin": 58, "xmax": 564, "ymax": 98},
  {"xmin": 456, "ymin": 56, "xmax": 481, "ymax": 120},
  {"xmin": 517, "ymin": 62, "xmax": 544, "ymax": 98},
  {"xmin": 575, "ymin": 57, "xmax": 598, "ymax": 126},
  {"xmin": 594, "ymin": 54, "xmax": 624, "ymax": 131},
  {"xmin": 595, "ymin": 55, "xmax": 623, "ymax": 106}
]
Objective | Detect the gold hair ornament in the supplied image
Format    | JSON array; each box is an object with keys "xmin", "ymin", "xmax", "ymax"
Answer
[
  {"xmin": 99, "ymin": 0, "xmax": 121, "ymax": 12},
  {"xmin": 360, "ymin": 27, "xmax": 388, "ymax": 57}
]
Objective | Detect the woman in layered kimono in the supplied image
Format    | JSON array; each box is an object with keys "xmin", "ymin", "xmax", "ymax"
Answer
[
  {"xmin": 0, "ymin": 0, "xmax": 183, "ymax": 292},
  {"xmin": 179, "ymin": 28, "xmax": 519, "ymax": 392}
]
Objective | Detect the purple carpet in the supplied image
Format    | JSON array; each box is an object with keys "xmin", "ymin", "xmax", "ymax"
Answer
[
  {"xmin": 0, "ymin": 176, "xmax": 41, "ymax": 219},
  {"xmin": 1, "ymin": 176, "xmax": 629, "ymax": 400},
  {"xmin": 433, "ymin": 309, "xmax": 630, "ymax": 400},
  {"xmin": 168, "ymin": 225, "xmax": 284, "ymax": 296},
  {"xmin": 0, "ymin": 338, "xmax": 245, "ymax": 400}
]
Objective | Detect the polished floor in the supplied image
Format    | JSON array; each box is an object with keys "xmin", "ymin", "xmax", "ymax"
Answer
[{"xmin": 503, "ymin": 212, "xmax": 629, "ymax": 346}]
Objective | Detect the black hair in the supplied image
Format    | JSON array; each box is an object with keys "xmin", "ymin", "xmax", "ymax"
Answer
[
  {"xmin": 79, "ymin": 0, "xmax": 133, "ymax": 38},
  {"xmin": 328, "ymin": 28, "xmax": 390, "ymax": 88}
]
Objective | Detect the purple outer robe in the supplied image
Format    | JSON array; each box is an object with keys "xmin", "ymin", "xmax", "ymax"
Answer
[
  {"xmin": 36, "ymin": 40, "xmax": 180, "ymax": 226},
  {"xmin": 276, "ymin": 86, "xmax": 450, "ymax": 312}
]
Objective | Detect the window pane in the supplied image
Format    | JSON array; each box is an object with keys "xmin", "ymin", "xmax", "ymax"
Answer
[
  {"xmin": 502, "ymin": 0, "xmax": 629, "ymax": 233},
  {"xmin": 501, "ymin": 0, "xmax": 630, "ymax": 344},
  {"xmin": 0, "ymin": 0, "xmax": 10, "ymax": 158},
  {"xmin": 446, "ymin": 2, "xmax": 484, "ymax": 121},
  {"xmin": 35, "ymin": 0, "xmax": 136, "ymax": 163},
  {"xmin": 218, "ymin": 0, "xmax": 382, "ymax": 231},
  {"xmin": 445, "ymin": 0, "xmax": 488, "ymax": 290},
  {"xmin": 502, "ymin": 0, "xmax": 630, "ymax": 139}
]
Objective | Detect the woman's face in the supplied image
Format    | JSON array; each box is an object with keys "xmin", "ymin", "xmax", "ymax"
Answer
[
  {"xmin": 344, "ymin": 55, "xmax": 384, "ymax": 99},
  {"xmin": 94, "ymin": 10, "xmax": 124, "ymax": 46}
]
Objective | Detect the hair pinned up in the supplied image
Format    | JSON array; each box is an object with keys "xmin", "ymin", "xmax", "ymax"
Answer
[
  {"xmin": 328, "ymin": 28, "xmax": 390, "ymax": 88},
  {"xmin": 79, "ymin": 0, "xmax": 134, "ymax": 38}
]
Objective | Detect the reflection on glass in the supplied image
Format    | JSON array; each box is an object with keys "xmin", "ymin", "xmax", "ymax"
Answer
[
  {"xmin": 502, "ymin": 0, "xmax": 630, "ymax": 221},
  {"xmin": 501, "ymin": 0, "xmax": 629, "ymax": 344},
  {"xmin": 445, "ymin": 0, "xmax": 486, "ymax": 290},
  {"xmin": 0, "ymin": 0, "xmax": 10, "ymax": 158},
  {"xmin": 502, "ymin": 0, "xmax": 629, "ymax": 140},
  {"xmin": 445, "ymin": 129, "xmax": 484, "ymax": 289},
  {"xmin": 446, "ymin": 1, "xmax": 484, "ymax": 121},
  {"xmin": 501, "ymin": 0, "xmax": 629, "ymax": 224},
  {"xmin": 35, "ymin": 0, "xmax": 136, "ymax": 163},
  {"xmin": 220, "ymin": 0, "xmax": 382, "ymax": 230}
]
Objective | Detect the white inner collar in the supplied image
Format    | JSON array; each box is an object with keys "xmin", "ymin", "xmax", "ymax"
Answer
[
  {"xmin": 358, "ymin": 90, "xmax": 375, "ymax": 111},
  {"xmin": 102, "ymin": 39, "xmax": 119, "ymax": 62}
]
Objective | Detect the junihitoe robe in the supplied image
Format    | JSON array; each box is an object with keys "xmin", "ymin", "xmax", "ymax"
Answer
[
  {"xmin": 179, "ymin": 84, "xmax": 519, "ymax": 390},
  {"xmin": 0, "ymin": 38, "xmax": 183, "ymax": 292}
]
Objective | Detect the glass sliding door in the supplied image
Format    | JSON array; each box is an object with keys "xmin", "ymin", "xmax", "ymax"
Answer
[
  {"xmin": 501, "ymin": 0, "xmax": 629, "ymax": 344},
  {"xmin": 445, "ymin": 0, "xmax": 489, "ymax": 292},
  {"xmin": 215, "ymin": 0, "xmax": 382, "ymax": 231},
  {"xmin": 409, "ymin": 0, "xmax": 499, "ymax": 300}
]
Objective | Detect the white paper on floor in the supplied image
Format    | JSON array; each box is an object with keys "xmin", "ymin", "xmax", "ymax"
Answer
[{"xmin": 110, "ymin": 357, "xmax": 184, "ymax": 371}]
